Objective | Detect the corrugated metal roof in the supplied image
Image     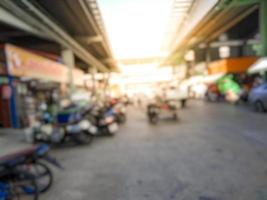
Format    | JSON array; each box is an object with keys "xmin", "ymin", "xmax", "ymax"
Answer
[{"xmin": 35, "ymin": 0, "xmax": 117, "ymax": 71}]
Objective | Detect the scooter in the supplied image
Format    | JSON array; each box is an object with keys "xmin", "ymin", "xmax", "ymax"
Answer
[
  {"xmin": 114, "ymin": 105, "xmax": 127, "ymax": 124},
  {"xmin": 147, "ymin": 100, "xmax": 178, "ymax": 125},
  {"xmin": 33, "ymin": 105, "xmax": 96, "ymax": 145},
  {"xmin": 147, "ymin": 104, "xmax": 160, "ymax": 124},
  {"xmin": 108, "ymin": 99, "xmax": 127, "ymax": 124},
  {"xmin": 0, "ymin": 144, "xmax": 63, "ymax": 198},
  {"xmin": 86, "ymin": 104, "xmax": 119, "ymax": 136}
]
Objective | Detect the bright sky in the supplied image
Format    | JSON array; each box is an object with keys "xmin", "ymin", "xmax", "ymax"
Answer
[{"xmin": 98, "ymin": 0, "xmax": 172, "ymax": 60}]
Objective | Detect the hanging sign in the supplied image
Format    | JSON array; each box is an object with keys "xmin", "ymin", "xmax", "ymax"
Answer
[{"xmin": 5, "ymin": 44, "xmax": 68, "ymax": 83}]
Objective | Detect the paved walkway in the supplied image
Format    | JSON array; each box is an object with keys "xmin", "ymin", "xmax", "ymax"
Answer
[
  {"xmin": 0, "ymin": 128, "xmax": 31, "ymax": 155},
  {"xmin": 2, "ymin": 100, "xmax": 267, "ymax": 200},
  {"xmin": 42, "ymin": 101, "xmax": 267, "ymax": 200}
]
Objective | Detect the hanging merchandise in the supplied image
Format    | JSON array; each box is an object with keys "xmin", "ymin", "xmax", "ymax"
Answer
[{"xmin": 217, "ymin": 75, "xmax": 241, "ymax": 103}]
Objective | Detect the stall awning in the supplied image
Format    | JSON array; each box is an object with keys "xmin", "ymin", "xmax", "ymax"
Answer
[
  {"xmin": 5, "ymin": 44, "xmax": 85, "ymax": 86},
  {"xmin": 203, "ymin": 73, "xmax": 225, "ymax": 84},
  {"xmin": 248, "ymin": 57, "xmax": 267, "ymax": 74},
  {"xmin": 208, "ymin": 57, "xmax": 257, "ymax": 75}
]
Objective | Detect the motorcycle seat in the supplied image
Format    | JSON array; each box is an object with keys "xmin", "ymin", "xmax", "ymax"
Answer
[{"xmin": 0, "ymin": 146, "xmax": 36, "ymax": 167}]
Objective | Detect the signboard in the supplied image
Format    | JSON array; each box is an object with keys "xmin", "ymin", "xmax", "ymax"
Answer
[
  {"xmin": 5, "ymin": 44, "xmax": 68, "ymax": 83},
  {"xmin": 72, "ymin": 68, "xmax": 84, "ymax": 86},
  {"xmin": 208, "ymin": 57, "xmax": 257, "ymax": 75}
]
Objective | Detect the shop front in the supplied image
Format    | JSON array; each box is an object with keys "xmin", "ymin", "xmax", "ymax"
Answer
[
  {"xmin": 248, "ymin": 57, "xmax": 267, "ymax": 80},
  {"xmin": 0, "ymin": 44, "xmax": 85, "ymax": 128},
  {"xmin": 205, "ymin": 57, "xmax": 260, "ymax": 103},
  {"xmin": 207, "ymin": 56, "xmax": 259, "ymax": 88},
  {"xmin": 208, "ymin": 57, "xmax": 258, "ymax": 75},
  {"xmin": 0, "ymin": 48, "xmax": 12, "ymax": 128}
]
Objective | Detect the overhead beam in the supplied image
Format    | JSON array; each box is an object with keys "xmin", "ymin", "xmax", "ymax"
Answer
[
  {"xmin": 0, "ymin": 31, "xmax": 30, "ymax": 38},
  {"xmin": 1, "ymin": 0, "xmax": 108, "ymax": 72},
  {"xmin": 210, "ymin": 40, "xmax": 245, "ymax": 48},
  {"xmin": 75, "ymin": 35, "xmax": 103, "ymax": 44},
  {"xmin": 78, "ymin": 0, "xmax": 102, "ymax": 36},
  {"xmin": 118, "ymin": 57, "xmax": 164, "ymax": 65},
  {"xmin": 78, "ymin": 0, "xmax": 114, "ymax": 57},
  {"xmin": 0, "ymin": 6, "xmax": 48, "ymax": 40},
  {"xmin": 101, "ymin": 58, "xmax": 116, "ymax": 63},
  {"xmin": 21, "ymin": 0, "xmax": 108, "ymax": 72},
  {"xmin": 218, "ymin": 0, "xmax": 260, "ymax": 9},
  {"xmin": 204, "ymin": 5, "xmax": 258, "ymax": 43},
  {"xmin": 165, "ymin": 0, "xmax": 261, "ymax": 65}
]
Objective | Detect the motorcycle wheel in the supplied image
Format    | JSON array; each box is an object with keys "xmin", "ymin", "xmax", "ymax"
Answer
[
  {"xmin": 10, "ymin": 170, "xmax": 39, "ymax": 200},
  {"xmin": 105, "ymin": 127, "xmax": 115, "ymax": 136},
  {"xmin": 32, "ymin": 128, "xmax": 44, "ymax": 143},
  {"xmin": 149, "ymin": 114, "xmax": 158, "ymax": 125},
  {"xmin": 172, "ymin": 112, "xmax": 178, "ymax": 121},
  {"xmin": 18, "ymin": 162, "xmax": 53, "ymax": 193},
  {"xmin": 106, "ymin": 129, "xmax": 115, "ymax": 136},
  {"xmin": 73, "ymin": 131, "xmax": 94, "ymax": 145},
  {"xmin": 254, "ymin": 101, "xmax": 266, "ymax": 113},
  {"xmin": 118, "ymin": 114, "xmax": 126, "ymax": 124}
]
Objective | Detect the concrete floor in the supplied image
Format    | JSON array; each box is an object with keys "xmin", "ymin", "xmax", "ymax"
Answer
[{"xmin": 31, "ymin": 101, "xmax": 267, "ymax": 199}]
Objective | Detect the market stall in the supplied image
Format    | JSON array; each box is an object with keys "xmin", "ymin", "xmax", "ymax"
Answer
[
  {"xmin": 208, "ymin": 57, "xmax": 258, "ymax": 74},
  {"xmin": 248, "ymin": 57, "xmax": 267, "ymax": 74},
  {"xmin": 1, "ymin": 44, "xmax": 85, "ymax": 128}
]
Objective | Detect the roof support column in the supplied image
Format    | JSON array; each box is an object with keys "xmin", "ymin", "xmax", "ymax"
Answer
[
  {"xmin": 172, "ymin": 65, "xmax": 176, "ymax": 76},
  {"xmin": 89, "ymin": 66, "xmax": 97, "ymax": 96},
  {"xmin": 103, "ymin": 72, "xmax": 111, "ymax": 98},
  {"xmin": 205, "ymin": 44, "xmax": 211, "ymax": 74},
  {"xmin": 260, "ymin": 0, "xmax": 267, "ymax": 56},
  {"xmin": 61, "ymin": 49, "xmax": 75, "ymax": 95}
]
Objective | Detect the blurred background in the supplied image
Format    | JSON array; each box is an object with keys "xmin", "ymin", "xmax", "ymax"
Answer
[{"xmin": 0, "ymin": 0, "xmax": 267, "ymax": 200}]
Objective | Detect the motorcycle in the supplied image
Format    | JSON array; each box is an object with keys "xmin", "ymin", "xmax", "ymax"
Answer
[
  {"xmin": 108, "ymin": 99, "xmax": 127, "ymax": 124},
  {"xmin": 147, "ymin": 104, "xmax": 160, "ymax": 124},
  {"xmin": 33, "ymin": 105, "xmax": 96, "ymax": 145},
  {"xmin": 86, "ymin": 104, "xmax": 119, "ymax": 136},
  {"xmin": 0, "ymin": 169, "xmax": 38, "ymax": 200},
  {"xmin": 205, "ymin": 83, "xmax": 222, "ymax": 102},
  {"xmin": 147, "ymin": 100, "xmax": 178, "ymax": 125},
  {"xmin": 0, "ymin": 144, "xmax": 63, "ymax": 199}
]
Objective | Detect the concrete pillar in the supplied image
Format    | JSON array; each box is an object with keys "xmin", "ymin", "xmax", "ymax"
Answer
[
  {"xmin": 173, "ymin": 64, "xmax": 178, "ymax": 75},
  {"xmin": 104, "ymin": 72, "xmax": 110, "ymax": 98},
  {"xmin": 205, "ymin": 44, "xmax": 211, "ymax": 71},
  {"xmin": 172, "ymin": 65, "xmax": 178, "ymax": 84},
  {"xmin": 61, "ymin": 49, "xmax": 75, "ymax": 94},
  {"xmin": 89, "ymin": 66, "xmax": 97, "ymax": 95},
  {"xmin": 260, "ymin": 0, "xmax": 267, "ymax": 56}
]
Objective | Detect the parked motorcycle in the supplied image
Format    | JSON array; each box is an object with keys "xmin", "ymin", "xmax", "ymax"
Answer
[
  {"xmin": 0, "ymin": 144, "xmax": 62, "ymax": 199},
  {"xmin": 108, "ymin": 99, "xmax": 127, "ymax": 124},
  {"xmin": 17, "ymin": 144, "xmax": 63, "ymax": 193},
  {"xmin": 86, "ymin": 104, "xmax": 119, "ymax": 136},
  {"xmin": 33, "ymin": 105, "xmax": 96, "ymax": 145},
  {"xmin": 147, "ymin": 100, "xmax": 178, "ymax": 125},
  {"xmin": 0, "ymin": 169, "xmax": 38, "ymax": 200},
  {"xmin": 147, "ymin": 104, "xmax": 160, "ymax": 124},
  {"xmin": 205, "ymin": 83, "xmax": 222, "ymax": 102}
]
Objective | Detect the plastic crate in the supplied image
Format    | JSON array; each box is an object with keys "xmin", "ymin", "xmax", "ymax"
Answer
[{"xmin": 57, "ymin": 112, "xmax": 81, "ymax": 124}]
